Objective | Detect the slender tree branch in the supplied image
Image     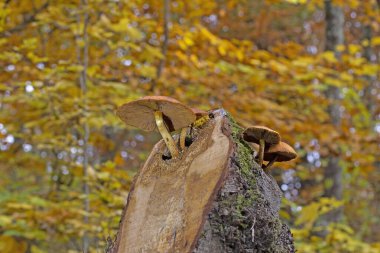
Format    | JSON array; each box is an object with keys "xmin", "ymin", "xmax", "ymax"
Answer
[{"xmin": 78, "ymin": 0, "xmax": 90, "ymax": 252}]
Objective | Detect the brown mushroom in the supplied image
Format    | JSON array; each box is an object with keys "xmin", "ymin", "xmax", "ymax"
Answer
[
  {"xmin": 116, "ymin": 96, "xmax": 196, "ymax": 158},
  {"xmin": 250, "ymin": 143, "xmax": 260, "ymax": 160},
  {"xmin": 263, "ymin": 141, "xmax": 297, "ymax": 169},
  {"xmin": 192, "ymin": 108, "xmax": 208, "ymax": 119},
  {"xmin": 242, "ymin": 126, "xmax": 280, "ymax": 166},
  {"xmin": 179, "ymin": 108, "xmax": 209, "ymax": 150}
]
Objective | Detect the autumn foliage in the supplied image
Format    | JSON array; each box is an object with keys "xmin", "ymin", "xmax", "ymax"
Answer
[{"xmin": 0, "ymin": 0, "xmax": 379, "ymax": 252}]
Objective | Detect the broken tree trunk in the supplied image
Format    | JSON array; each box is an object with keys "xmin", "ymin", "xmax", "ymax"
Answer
[{"xmin": 107, "ymin": 110, "xmax": 294, "ymax": 253}]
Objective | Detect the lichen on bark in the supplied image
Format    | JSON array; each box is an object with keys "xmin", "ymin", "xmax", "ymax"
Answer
[{"xmin": 193, "ymin": 113, "xmax": 295, "ymax": 253}]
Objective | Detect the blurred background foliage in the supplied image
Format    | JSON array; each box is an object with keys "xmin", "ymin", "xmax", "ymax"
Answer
[{"xmin": 0, "ymin": 0, "xmax": 379, "ymax": 252}]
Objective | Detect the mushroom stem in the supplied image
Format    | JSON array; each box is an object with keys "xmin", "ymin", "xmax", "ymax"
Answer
[
  {"xmin": 258, "ymin": 139, "xmax": 265, "ymax": 166},
  {"xmin": 154, "ymin": 111, "xmax": 179, "ymax": 158},
  {"xmin": 264, "ymin": 155, "xmax": 278, "ymax": 170},
  {"xmin": 179, "ymin": 127, "xmax": 187, "ymax": 150}
]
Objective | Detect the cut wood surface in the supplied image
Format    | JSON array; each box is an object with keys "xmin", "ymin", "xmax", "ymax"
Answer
[{"xmin": 112, "ymin": 112, "xmax": 232, "ymax": 253}]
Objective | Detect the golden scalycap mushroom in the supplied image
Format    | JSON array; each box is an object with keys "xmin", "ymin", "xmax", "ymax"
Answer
[
  {"xmin": 250, "ymin": 143, "xmax": 260, "ymax": 152},
  {"xmin": 117, "ymin": 96, "xmax": 196, "ymax": 158},
  {"xmin": 242, "ymin": 126, "xmax": 281, "ymax": 166},
  {"xmin": 191, "ymin": 108, "xmax": 208, "ymax": 119},
  {"xmin": 242, "ymin": 126, "xmax": 281, "ymax": 145},
  {"xmin": 264, "ymin": 142, "xmax": 297, "ymax": 162},
  {"xmin": 116, "ymin": 96, "xmax": 196, "ymax": 132}
]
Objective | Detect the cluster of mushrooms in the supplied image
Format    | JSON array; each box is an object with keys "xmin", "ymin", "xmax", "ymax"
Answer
[
  {"xmin": 242, "ymin": 126, "xmax": 297, "ymax": 170},
  {"xmin": 116, "ymin": 95, "xmax": 297, "ymax": 169}
]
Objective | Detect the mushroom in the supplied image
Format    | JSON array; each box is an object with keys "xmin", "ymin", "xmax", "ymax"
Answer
[
  {"xmin": 263, "ymin": 141, "xmax": 297, "ymax": 170},
  {"xmin": 192, "ymin": 108, "xmax": 208, "ymax": 118},
  {"xmin": 192, "ymin": 108, "xmax": 211, "ymax": 128},
  {"xmin": 116, "ymin": 96, "xmax": 196, "ymax": 158},
  {"xmin": 242, "ymin": 126, "xmax": 280, "ymax": 166},
  {"xmin": 250, "ymin": 143, "xmax": 260, "ymax": 161},
  {"xmin": 179, "ymin": 108, "xmax": 208, "ymax": 150}
]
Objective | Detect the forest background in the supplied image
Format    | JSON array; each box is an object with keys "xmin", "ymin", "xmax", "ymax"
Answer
[{"xmin": 0, "ymin": 0, "xmax": 379, "ymax": 252}]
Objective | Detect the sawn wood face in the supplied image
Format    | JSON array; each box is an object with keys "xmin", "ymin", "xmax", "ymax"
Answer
[{"xmin": 114, "ymin": 113, "xmax": 232, "ymax": 253}]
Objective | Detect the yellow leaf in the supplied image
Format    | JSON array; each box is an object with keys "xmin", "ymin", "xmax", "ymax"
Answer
[
  {"xmin": 235, "ymin": 50, "xmax": 244, "ymax": 61},
  {"xmin": 371, "ymin": 36, "xmax": 380, "ymax": 46},
  {"xmin": 138, "ymin": 65, "xmax": 156, "ymax": 78},
  {"xmin": 0, "ymin": 215, "xmax": 12, "ymax": 226},
  {"xmin": 361, "ymin": 64, "xmax": 378, "ymax": 76},
  {"xmin": 336, "ymin": 44, "xmax": 345, "ymax": 52},
  {"xmin": 292, "ymin": 57, "xmax": 313, "ymax": 68},
  {"xmin": 285, "ymin": 0, "xmax": 307, "ymax": 3},
  {"xmin": 249, "ymin": 59, "xmax": 261, "ymax": 66},
  {"xmin": 217, "ymin": 44, "xmax": 227, "ymax": 56},
  {"xmin": 349, "ymin": 57, "xmax": 365, "ymax": 67},
  {"xmin": 183, "ymin": 36, "xmax": 194, "ymax": 46},
  {"xmin": 190, "ymin": 54, "xmax": 200, "ymax": 67},
  {"xmin": 348, "ymin": 44, "xmax": 361, "ymax": 55},
  {"xmin": 325, "ymin": 77, "xmax": 343, "ymax": 87},
  {"xmin": 320, "ymin": 51, "xmax": 337, "ymax": 63},
  {"xmin": 178, "ymin": 40, "xmax": 187, "ymax": 50},
  {"xmin": 199, "ymin": 26, "xmax": 219, "ymax": 45},
  {"xmin": 126, "ymin": 26, "xmax": 143, "ymax": 41},
  {"xmin": 6, "ymin": 202, "xmax": 33, "ymax": 210},
  {"xmin": 252, "ymin": 50, "xmax": 272, "ymax": 61},
  {"xmin": 0, "ymin": 236, "xmax": 27, "ymax": 253},
  {"xmin": 268, "ymin": 60, "xmax": 288, "ymax": 74},
  {"xmin": 340, "ymin": 72, "xmax": 353, "ymax": 82}
]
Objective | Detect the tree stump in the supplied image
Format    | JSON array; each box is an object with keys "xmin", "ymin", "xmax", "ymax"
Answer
[{"xmin": 108, "ymin": 110, "xmax": 294, "ymax": 253}]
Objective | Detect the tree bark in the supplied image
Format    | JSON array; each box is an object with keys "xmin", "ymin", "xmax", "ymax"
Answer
[
  {"xmin": 78, "ymin": 0, "xmax": 90, "ymax": 251},
  {"xmin": 107, "ymin": 110, "xmax": 294, "ymax": 253},
  {"xmin": 323, "ymin": 0, "xmax": 344, "ymax": 223}
]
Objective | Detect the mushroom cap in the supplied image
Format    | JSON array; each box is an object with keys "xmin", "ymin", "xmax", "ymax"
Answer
[
  {"xmin": 242, "ymin": 126, "xmax": 281, "ymax": 145},
  {"xmin": 191, "ymin": 108, "xmax": 208, "ymax": 119},
  {"xmin": 263, "ymin": 142, "xmax": 297, "ymax": 162},
  {"xmin": 116, "ymin": 96, "xmax": 196, "ymax": 132}
]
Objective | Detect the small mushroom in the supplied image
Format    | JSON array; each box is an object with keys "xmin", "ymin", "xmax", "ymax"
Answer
[
  {"xmin": 250, "ymin": 143, "xmax": 260, "ymax": 161},
  {"xmin": 192, "ymin": 108, "xmax": 208, "ymax": 118},
  {"xmin": 242, "ymin": 126, "xmax": 280, "ymax": 166},
  {"xmin": 263, "ymin": 141, "xmax": 297, "ymax": 170},
  {"xmin": 179, "ymin": 108, "xmax": 209, "ymax": 150},
  {"xmin": 192, "ymin": 108, "xmax": 211, "ymax": 128},
  {"xmin": 116, "ymin": 96, "xmax": 196, "ymax": 158}
]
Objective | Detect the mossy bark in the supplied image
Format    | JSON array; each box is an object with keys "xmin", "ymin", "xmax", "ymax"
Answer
[
  {"xmin": 107, "ymin": 110, "xmax": 294, "ymax": 253},
  {"xmin": 194, "ymin": 114, "xmax": 294, "ymax": 252}
]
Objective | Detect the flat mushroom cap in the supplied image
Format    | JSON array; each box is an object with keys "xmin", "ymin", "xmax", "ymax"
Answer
[
  {"xmin": 116, "ymin": 96, "xmax": 196, "ymax": 132},
  {"xmin": 263, "ymin": 142, "xmax": 297, "ymax": 162},
  {"xmin": 191, "ymin": 108, "xmax": 208, "ymax": 119},
  {"xmin": 242, "ymin": 126, "xmax": 281, "ymax": 145}
]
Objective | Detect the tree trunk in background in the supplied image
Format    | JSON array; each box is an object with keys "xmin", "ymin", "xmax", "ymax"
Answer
[
  {"xmin": 107, "ymin": 110, "xmax": 294, "ymax": 253},
  {"xmin": 323, "ymin": 0, "xmax": 344, "ymax": 222},
  {"xmin": 78, "ymin": 0, "xmax": 90, "ymax": 251},
  {"xmin": 152, "ymin": 0, "xmax": 170, "ymax": 91},
  {"xmin": 363, "ymin": 25, "xmax": 376, "ymax": 119},
  {"xmin": 363, "ymin": 21, "xmax": 380, "ymax": 242}
]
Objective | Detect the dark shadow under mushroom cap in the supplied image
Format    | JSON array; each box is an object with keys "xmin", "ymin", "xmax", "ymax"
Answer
[
  {"xmin": 242, "ymin": 126, "xmax": 281, "ymax": 145},
  {"xmin": 263, "ymin": 142, "xmax": 297, "ymax": 162},
  {"xmin": 116, "ymin": 96, "xmax": 196, "ymax": 132}
]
